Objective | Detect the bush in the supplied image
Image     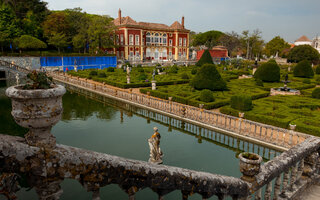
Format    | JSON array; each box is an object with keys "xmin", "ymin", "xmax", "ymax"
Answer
[
  {"xmin": 138, "ymin": 73, "xmax": 147, "ymax": 81},
  {"xmin": 303, "ymin": 79, "xmax": 311, "ymax": 84},
  {"xmin": 312, "ymin": 88, "xmax": 320, "ymax": 99},
  {"xmin": 230, "ymin": 95, "xmax": 252, "ymax": 111},
  {"xmin": 254, "ymin": 61, "xmax": 280, "ymax": 82},
  {"xmin": 288, "ymin": 45, "xmax": 320, "ymax": 63},
  {"xmin": 169, "ymin": 65, "xmax": 178, "ymax": 73},
  {"xmin": 196, "ymin": 49, "xmax": 213, "ymax": 66},
  {"xmin": 89, "ymin": 70, "xmax": 98, "ymax": 76},
  {"xmin": 293, "ymin": 60, "xmax": 314, "ymax": 78},
  {"xmin": 316, "ymin": 77, "xmax": 320, "ymax": 85},
  {"xmin": 191, "ymin": 67, "xmax": 198, "ymax": 75},
  {"xmin": 200, "ymin": 89, "xmax": 215, "ymax": 102},
  {"xmin": 191, "ymin": 64, "xmax": 227, "ymax": 91},
  {"xmin": 98, "ymin": 72, "xmax": 106, "ymax": 78},
  {"xmin": 255, "ymin": 78, "xmax": 264, "ymax": 87},
  {"xmin": 181, "ymin": 73, "xmax": 189, "ymax": 80},
  {"xmin": 315, "ymin": 65, "xmax": 320, "ymax": 75},
  {"xmin": 137, "ymin": 64, "xmax": 142, "ymax": 68},
  {"xmin": 107, "ymin": 67, "xmax": 115, "ymax": 72},
  {"xmin": 137, "ymin": 68, "xmax": 144, "ymax": 73}
]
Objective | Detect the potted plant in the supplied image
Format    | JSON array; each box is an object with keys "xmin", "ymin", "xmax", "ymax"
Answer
[
  {"xmin": 239, "ymin": 152, "xmax": 262, "ymax": 182},
  {"xmin": 289, "ymin": 122, "xmax": 296, "ymax": 130},
  {"xmin": 6, "ymin": 70, "xmax": 66, "ymax": 148}
]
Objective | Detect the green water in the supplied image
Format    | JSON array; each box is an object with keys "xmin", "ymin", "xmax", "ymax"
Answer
[{"xmin": 0, "ymin": 81, "xmax": 278, "ymax": 200}]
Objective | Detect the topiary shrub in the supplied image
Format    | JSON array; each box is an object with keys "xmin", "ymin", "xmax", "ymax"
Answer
[
  {"xmin": 138, "ymin": 73, "xmax": 147, "ymax": 81},
  {"xmin": 200, "ymin": 89, "xmax": 215, "ymax": 102},
  {"xmin": 137, "ymin": 68, "xmax": 144, "ymax": 73},
  {"xmin": 288, "ymin": 45, "xmax": 320, "ymax": 63},
  {"xmin": 191, "ymin": 64, "xmax": 227, "ymax": 91},
  {"xmin": 137, "ymin": 64, "xmax": 142, "ymax": 68},
  {"xmin": 191, "ymin": 67, "xmax": 198, "ymax": 75},
  {"xmin": 181, "ymin": 73, "xmax": 189, "ymax": 80},
  {"xmin": 196, "ymin": 49, "xmax": 213, "ymax": 66},
  {"xmin": 169, "ymin": 65, "xmax": 178, "ymax": 73},
  {"xmin": 230, "ymin": 95, "xmax": 253, "ymax": 111},
  {"xmin": 254, "ymin": 61, "xmax": 280, "ymax": 82},
  {"xmin": 315, "ymin": 65, "xmax": 320, "ymax": 74},
  {"xmin": 316, "ymin": 77, "xmax": 320, "ymax": 85},
  {"xmin": 255, "ymin": 78, "xmax": 264, "ymax": 87},
  {"xmin": 312, "ymin": 88, "xmax": 320, "ymax": 99},
  {"xmin": 302, "ymin": 79, "xmax": 311, "ymax": 84},
  {"xmin": 293, "ymin": 60, "xmax": 314, "ymax": 78},
  {"xmin": 89, "ymin": 70, "xmax": 98, "ymax": 76},
  {"xmin": 98, "ymin": 72, "xmax": 106, "ymax": 78},
  {"xmin": 107, "ymin": 67, "xmax": 115, "ymax": 72}
]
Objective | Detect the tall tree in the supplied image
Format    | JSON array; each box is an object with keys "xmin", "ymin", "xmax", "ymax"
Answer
[
  {"xmin": 241, "ymin": 29, "xmax": 264, "ymax": 59},
  {"xmin": 264, "ymin": 36, "xmax": 290, "ymax": 58},
  {"xmin": 218, "ymin": 31, "xmax": 241, "ymax": 57},
  {"xmin": 47, "ymin": 32, "xmax": 68, "ymax": 53},
  {"xmin": 192, "ymin": 30, "xmax": 224, "ymax": 49}
]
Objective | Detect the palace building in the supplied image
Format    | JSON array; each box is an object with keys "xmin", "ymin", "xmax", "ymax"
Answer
[{"xmin": 113, "ymin": 9, "xmax": 190, "ymax": 62}]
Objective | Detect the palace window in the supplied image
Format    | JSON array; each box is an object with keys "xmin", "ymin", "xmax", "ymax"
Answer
[
  {"xmin": 120, "ymin": 35, "xmax": 124, "ymax": 45},
  {"xmin": 146, "ymin": 33, "xmax": 151, "ymax": 45},
  {"xmin": 155, "ymin": 33, "xmax": 159, "ymax": 44},
  {"xmin": 121, "ymin": 51, "xmax": 124, "ymax": 58},
  {"xmin": 163, "ymin": 34, "xmax": 167, "ymax": 45},
  {"xmin": 179, "ymin": 38, "xmax": 182, "ymax": 46},
  {"xmin": 169, "ymin": 39, "xmax": 172, "ymax": 46},
  {"xmin": 146, "ymin": 48, "xmax": 151, "ymax": 57},
  {"xmin": 169, "ymin": 50, "xmax": 172, "ymax": 58},
  {"xmin": 129, "ymin": 35, "xmax": 134, "ymax": 45},
  {"xmin": 135, "ymin": 35, "xmax": 139, "ymax": 45},
  {"xmin": 116, "ymin": 35, "xmax": 119, "ymax": 45},
  {"xmin": 136, "ymin": 51, "xmax": 140, "ymax": 57},
  {"xmin": 129, "ymin": 51, "xmax": 134, "ymax": 57},
  {"xmin": 183, "ymin": 38, "xmax": 187, "ymax": 46},
  {"xmin": 162, "ymin": 48, "xmax": 167, "ymax": 58}
]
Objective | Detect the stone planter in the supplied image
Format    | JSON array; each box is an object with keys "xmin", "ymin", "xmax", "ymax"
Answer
[
  {"xmin": 289, "ymin": 124, "xmax": 296, "ymax": 131},
  {"xmin": 6, "ymin": 85, "xmax": 66, "ymax": 148},
  {"xmin": 239, "ymin": 152, "xmax": 262, "ymax": 182}
]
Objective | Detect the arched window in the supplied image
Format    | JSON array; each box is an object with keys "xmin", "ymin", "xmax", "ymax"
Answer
[
  {"xmin": 146, "ymin": 48, "xmax": 151, "ymax": 57},
  {"xmin": 146, "ymin": 33, "xmax": 151, "ymax": 44},
  {"xmin": 163, "ymin": 34, "xmax": 167, "ymax": 45},
  {"xmin": 155, "ymin": 33, "xmax": 159, "ymax": 44},
  {"xmin": 154, "ymin": 49, "xmax": 159, "ymax": 59}
]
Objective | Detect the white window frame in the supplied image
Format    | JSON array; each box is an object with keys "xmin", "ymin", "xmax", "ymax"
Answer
[
  {"xmin": 135, "ymin": 35, "xmax": 139, "ymax": 45},
  {"xmin": 163, "ymin": 34, "xmax": 167, "ymax": 45},
  {"xmin": 183, "ymin": 38, "xmax": 187, "ymax": 46},
  {"xmin": 129, "ymin": 35, "xmax": 134, "ymax": 45},
  {"xmin": 179, "ymin": 38, "xmax": 182, "ymax": 46},
  {"xmin": 120, "ymin": 35, "xmax": 124, "ymax": 45},
  {"xmin": 146, "ymin": 32, "xmax": 151, "ymax": 45}
]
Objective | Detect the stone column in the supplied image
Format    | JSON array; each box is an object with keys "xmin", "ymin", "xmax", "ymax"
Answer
[
  {"xmin": 124, "ymin": 28, "xmax": 129, "ymax": 60},
  {"xmin": 175, "ymin": 32, "xmax": 179, "ymax": 60}
]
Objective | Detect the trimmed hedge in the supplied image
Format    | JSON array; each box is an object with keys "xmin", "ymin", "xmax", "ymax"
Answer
[
  {"xmin": 312, "ymin": 88, "xmax": 320, "ymax": 99},
  {"xmin": 230, "ymin": 95, "xmax": 253, "ymax": 111},
  {"xmin": 200, "ymin": 89, "xmax": 214, "ymax": 102},
  {"xmin": 315, "ymin": 65, "xmax": 320, "ymax": 74},
  {"xmin": 196, "ymin": 49, "xmax": 213, "ymax": 66},
  {"xmin": 293, "ymin": 60, "xmax": 314, "ymax": 78},
  {"xmin": 254, "ymin": 61, "xmax": 280, "ymax": 82}
]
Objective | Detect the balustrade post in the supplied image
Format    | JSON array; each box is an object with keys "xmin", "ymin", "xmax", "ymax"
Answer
[
  {"xmin": 273, "ymin": 175, "xmax": 282, "ymax": 200},
  {"xmin": 280, "ymin": 170, "xmax": 290, "ymax": 198},
  {"xmin": 303, "ymin": 152, "xmax": 319, "ymax": 176},
  {"xmin": 199, "ymin": 104, "xmax": 204, "ymax": 120},
  {"xmin": 289, "ymin": 165, "xmax": 298, "ymax": 191}
]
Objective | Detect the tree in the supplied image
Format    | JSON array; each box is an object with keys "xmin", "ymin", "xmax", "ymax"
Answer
[
  {"xmin": 196, "ymin": 49, "xmax": 213, "ymax": 66},
  {"xmin": 241, "ymin": 29, "xmax": 264, "ymax": 59},
  {"xmin": 14, "ymin": 34, "xmax": 46, "ymax": 52},
  {"xmin": 264, "ymin": 36, "xmax": 290, "ymax": 58},
  {"xmin": 191, "ymin": 64, "xmax": 227, "ymax": 91},
  {"xmin": 47, "ymin": 32, "xmax": 68, "ymax": 53},
  {"xmin": 293, "ymin": 60, "xmax": 314, "ymax": 78},
  {"xmin": 254, "ymin": 60, "xmax": 280, "ymax": 82},
  {"xmin": 191, "ymin": 30, "xmax": 224, "ymax": 49},
  {"xmin": 88, "ymin": 15, "xmax": 115, "ymax": 52},
  {"xmin": 287, "ymin": 45, "xmax": 320, "ymax": 63},
  {"xmin": 43, "ymin": 12, "xmax": 69, "ymax": 37},
  {"xmin": 218, "ymin": 31, "xmax": 241, "ymax": 57}
]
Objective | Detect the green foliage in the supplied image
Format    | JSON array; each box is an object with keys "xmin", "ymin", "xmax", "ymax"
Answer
[
  {"xmin": 181, "ymin": 73, "xmax": 189, "ymax": 80},
  {"xmin": 254, "ymin": 60, "xmax": 280, "ymax": 82},
  {"xmin": 200, "ymin": 89, "xmax": 215, "ymax": 102},
  {"xmin": 230, "ymin": 95, "xmax": 252, "ymax": 111},
  {"xmin": 98, "ymin": 72, "xmax": 106, "ymax": 78},
  {"xmin": 136, "ymin": 64, "xmax": 142, "ymax": 68},
  {"xmin": 191, "ymin": 30, "xmax": 224, "ymax": 48},
  {"xmin": 169, "ymin": 65, "xmax": 178, "ymax": 73},
  {"xmin": 255, "ymin": 78, "xmax": 264, "ymax": 87},
  {"xmin": 137, "ymin": 67, "xmax": 144, "ymax": 73},
  {"xmin": 312, "ymin": 88, "xmax": 320, "ymax": 99},
  {"xmin": 14, "ymin": 35, "xmax": 47, "ymax": 50},
  {"xmin": 89, "ymin": 70, "xmax": 98, "ymax": 76},
  {"xmin": 315, "ymin": 65, "xmax": 320, "ymax": 75},
  {"xmin": 196, "ymin": 49, "xmax": 213, "ymax": 66},
  {"xmin": 288, "ymin": 45, "xmax": 320, "ymax": 63},
  {"xmin": 191, "ymin": 67, "xmax": 198, "ymax": 75},
  {"xmin": 138, "ymin": 73, "xmax": 147, "ymax": 81},
  {"xmin": 293, "ymin": 60, "xmax": 314, "ymax": 78},
  {"xmin": 302, "ymin": 79, "xmax": 311, "ymax": 84},
  {"xmin": 106, "ymin": 67, "xmax": 115, "ymax": 72},
  {"xmin": 191, "ymin": 64, "xmax": 227, "ymax": 91},
  {"xmin": 47, "ymin": 32, "xmax": 69, "ymax": 53},
  {"xmin": 316, "ymin": 77, "xmax": 320, "ymax": 85},
  {"xmin": 264, "ymin": 36, "xmax": 290, "ymax": 57},
  {"xmin": 24, "ymin": 70, "xmax": 53, "ymax": 89}
]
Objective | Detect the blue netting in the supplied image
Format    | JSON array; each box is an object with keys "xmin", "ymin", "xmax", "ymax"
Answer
[{"xmin": 40, "ymin": 56, "xmax": 117, "ymax": 71}]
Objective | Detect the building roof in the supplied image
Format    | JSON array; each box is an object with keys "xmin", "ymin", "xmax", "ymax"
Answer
[
  {"xmin": 113, "ymin": 12, "xmax": 188, "ymax": 31},
  {"xmin": 295, "ymin": 35, "xmax": 312, "ymax": 42}
]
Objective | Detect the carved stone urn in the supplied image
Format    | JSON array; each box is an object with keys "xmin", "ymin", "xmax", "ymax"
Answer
[
  {"xmin": 6, "ymin": 85, "xmax": 66, "ymax": 148},
  {"xmin": 239, "ymin": 152, "xmax": 262, "ymax": 183}
]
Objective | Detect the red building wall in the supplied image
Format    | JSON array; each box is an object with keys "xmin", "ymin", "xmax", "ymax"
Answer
[{"xmin": 196, "ymin": 49, "xmax": 228, "ymax": 60}]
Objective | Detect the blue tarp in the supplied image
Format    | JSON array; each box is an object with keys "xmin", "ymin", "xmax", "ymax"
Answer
[{"xmin": 40, "ymin": 56, "xmax": 117, "ymax": 72}]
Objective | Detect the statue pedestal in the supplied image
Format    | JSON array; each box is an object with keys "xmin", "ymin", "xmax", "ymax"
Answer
[
  {"xmin": 152, "ymin": 80, "xmax": 157, "ymax": 90},
  {"xmin": 127, "ymin": 75, "xmax": 131, "ymax": 84},
  {"xmin": 252, "ymin": 68, "xmax": 257, "ymax": 75}
]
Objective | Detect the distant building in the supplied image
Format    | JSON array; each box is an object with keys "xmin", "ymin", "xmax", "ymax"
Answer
[
  {"xmin": 294, "ymin": 35, "xmax": 312, "ymax": 46},
  {"xmin": 112, "ymin": 9, "xmax": 190, "ymax": 62},
  {"xmin": 196, "ymin": 46, "xmax": 229, "ymax": 62},
  {"xmin": 312, "ymin": 36, "xmax": 320, "ymax": 53}
]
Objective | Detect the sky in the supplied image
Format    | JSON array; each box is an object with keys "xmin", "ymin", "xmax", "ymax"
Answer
[{"xmin": 45, "ymin": 0, "xmax": 320, "ymax": 43}]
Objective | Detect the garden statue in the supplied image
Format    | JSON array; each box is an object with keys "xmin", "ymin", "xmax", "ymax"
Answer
[
  {"xmin": 15, "ymin": 73, "xmax": 19, "ymax": 85},
  {"xmin": 152, "ymin": 69, "xmax": 156, "ymax": 81},
  {"xmin": 127, "ymin": 66, "xmax": 131, "ymax": 75},
  {"xmin": 148, "ymin": 127, "xmax": 163, "ymax": 164}
]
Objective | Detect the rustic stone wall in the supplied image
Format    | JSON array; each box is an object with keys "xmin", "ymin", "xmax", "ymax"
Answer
[{"xmin": 0, "ymin": 57, "xmax": 40, "ymax": 70}]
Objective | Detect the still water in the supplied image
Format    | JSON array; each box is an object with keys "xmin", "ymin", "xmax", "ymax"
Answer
[{"xmin": 0, "ymin": 80, "xmax": 278, "ymax": 200}]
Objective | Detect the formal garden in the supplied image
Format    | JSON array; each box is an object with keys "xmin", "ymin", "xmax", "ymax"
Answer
[{"xmin": 65, "ymin": 50, "xmax": 320, "ymax": 136}]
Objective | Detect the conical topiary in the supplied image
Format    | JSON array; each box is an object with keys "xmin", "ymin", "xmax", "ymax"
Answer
[
  {"xmin": 191, "ymin": 64, "xmax": 227, "ymax": 91},
  {"xmin": 196, "ymin": 49, "xmax": 213, "ymax": 66}
]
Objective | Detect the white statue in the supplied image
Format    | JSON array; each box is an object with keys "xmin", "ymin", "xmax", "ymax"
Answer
[
  {"xmin": 148, "ymin": 127, "xmax": 163, "ymax": 164},
  {"xmin": 126, "ymin": 66, "xmax": 131, "ymax": 75},
  {"xmin": 15, "ymin": 73, "xmax": 19, "ymax": 85}
]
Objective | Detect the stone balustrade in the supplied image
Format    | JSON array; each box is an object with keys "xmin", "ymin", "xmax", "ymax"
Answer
[{"xmin": 50, "ymin": 72, "xmax": 310, "ymax": 150}]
